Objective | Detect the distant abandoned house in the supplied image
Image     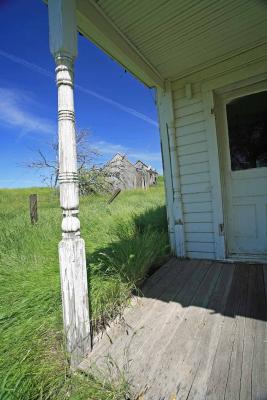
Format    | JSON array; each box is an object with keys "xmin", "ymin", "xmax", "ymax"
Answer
[
  {"xmin": 104, "ymin": 153, "xmax": 158, "ymax": 190},
  {"xmin": 135, "ymin": 160, "xmax": 158, "ymax": 188}
]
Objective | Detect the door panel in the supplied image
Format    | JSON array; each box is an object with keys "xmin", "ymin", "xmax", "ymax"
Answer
[
  {"xmin": 217, "ymin": 84, "xmax": 267, "ymax": 258},
  {"xmin": 232, "ymin": 204, "xmax": 256, "ymax": 239}
]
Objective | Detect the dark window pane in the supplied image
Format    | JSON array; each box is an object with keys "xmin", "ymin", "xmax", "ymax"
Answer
[{"xmin": 226, "ymin": 91, "xmax": 267, "ymax": 171}]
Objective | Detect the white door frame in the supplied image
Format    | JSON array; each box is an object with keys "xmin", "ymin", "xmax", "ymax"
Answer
[
  {"xmin": 202, "ymin": 70, "xmax": 267, "ymax": 261},
  {"xmin": 216, "ymin": 81, "xmax": 267, "ymax": 261}
]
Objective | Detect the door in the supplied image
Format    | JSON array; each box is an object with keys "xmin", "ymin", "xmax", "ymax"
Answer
[{"xmin": 217, "ymin": 84, "xmax": 267, "ymax": 259}]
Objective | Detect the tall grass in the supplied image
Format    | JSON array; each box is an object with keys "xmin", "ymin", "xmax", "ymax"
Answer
[{"xmin": 0, "ymin": 180, "xmax": 169, "ymax": 399}]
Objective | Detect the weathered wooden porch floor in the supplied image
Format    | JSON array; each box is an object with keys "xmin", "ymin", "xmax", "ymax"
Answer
[{"xmin": 80, "ymin": 258, "xmax": 267, "ymax": 399}]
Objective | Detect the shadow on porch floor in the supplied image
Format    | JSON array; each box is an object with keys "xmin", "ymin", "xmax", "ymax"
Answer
[{"xmin": 79, "ymin": 258, "xmax": 267, "ymax": 400}]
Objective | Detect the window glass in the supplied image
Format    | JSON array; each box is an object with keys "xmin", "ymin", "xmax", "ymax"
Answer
[{"xmin": 226, "ymin": 91, "xmax": 267, "ymax": 171}]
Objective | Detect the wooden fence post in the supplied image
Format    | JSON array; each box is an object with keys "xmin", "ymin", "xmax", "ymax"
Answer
[
  {"xmin": 29, "ymin": 194, "xmax": 38, "ymax": 225},
  {"xmin": 107, "ymin": 188, "xmax": 121, "ymax": 204}
]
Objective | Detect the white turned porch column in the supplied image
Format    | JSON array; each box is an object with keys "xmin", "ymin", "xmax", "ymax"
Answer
[{"xmin": 48, "ymin": 0, "xmax": 91, "ymax": 368}]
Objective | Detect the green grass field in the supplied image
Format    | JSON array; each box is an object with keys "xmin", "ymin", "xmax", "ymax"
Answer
[{"xmin": 0, "ymin": 180, "xmax": 169, "ymax": 399}]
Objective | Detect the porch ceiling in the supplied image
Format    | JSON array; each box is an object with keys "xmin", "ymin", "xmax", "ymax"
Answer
[{"xmin": 76, "ymin": 0, "xmax": 267, "ymax": 87}]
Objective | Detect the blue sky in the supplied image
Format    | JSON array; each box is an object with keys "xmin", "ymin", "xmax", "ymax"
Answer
[{"xmin": 0, "ymin": 0, "xmax": 161, "ymax": 188}]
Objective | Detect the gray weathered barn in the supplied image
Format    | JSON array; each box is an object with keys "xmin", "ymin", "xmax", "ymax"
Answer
[
  {"xmin": 135, "ymin": 159, "xmax": 158, "ymax": 188},
  {"xmin": 104, "ymin": 153, "xmax": 158, "ymax": 190}
]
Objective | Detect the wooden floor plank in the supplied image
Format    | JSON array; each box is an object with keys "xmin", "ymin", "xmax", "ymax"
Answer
[
  {"xmin": 79, "ymin": 259, "xmax": 267, "ymax": 400},
  {"xmin": 80, "ymin": 259, "xmax": 203, "ymax": 371},
  {"xmin": 175, "ymin": 262, "xmax": 235, "ymax": 400},
  {"xmin": 140, "ymin": 261, "xmax": 221, "ymax": 398},
  {"xmin": 82, "ymin": 258, "xmax": 184, "ymax": 363},
  {"xmin": 141, "ymin": 258, "xmax": 181, "ymax": 297},
  {"xmin": 251, "ymin": 265, "xmax": 267, "ymax": 400},
  {"xmin": 240, "ymin": 265, "xmax": 259, "ymax": 400},
  {"xmin": 224, "ymin": 263, "xmax": 249, "ymax": 400},
  {"xmin": 118, "ymin": 260, "xmax": 213, "ymax": 392},
  {"xmin": 205, "ymin": 263, "xmax": 249, "ymax": 400}
]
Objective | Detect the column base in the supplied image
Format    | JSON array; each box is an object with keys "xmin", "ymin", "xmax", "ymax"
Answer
[{"xmin": 59, "ymin": 237, "xmax": 91, "ymax": 368}]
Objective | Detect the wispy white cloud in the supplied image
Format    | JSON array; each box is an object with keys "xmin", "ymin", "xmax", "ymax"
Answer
[
  {"xmin": 92, "ymin": 140, "xmax": 162, "ymax": 166},
  {"xmin": 92, "ymin": 141, "xmax": 126, "ymax": 156},
  {"xmin": 0, "ymin": 49, "xmax": 54, "ymax": 79},
  {"xmin": 0, "ymin": 49, "xmax": 158, "ymax": 127},
  {"xmin": 0, "ymin": 87, "xmax": 56, "ymax": 136},
  {"xmin": 128, "ymin": 151, "xmax": 162, "ymax": 162},
  {"xmin": 76, "ymin": 85, "xmax": 158, "ymax": 127}
]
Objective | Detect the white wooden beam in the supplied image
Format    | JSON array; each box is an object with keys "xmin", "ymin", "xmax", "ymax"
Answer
[
  {"xmin": 75, "ymin": 0, "xmax": 164, "ymax": 88},
  {"xmin": 157, "ymin": 82, "xmax": 185, "ymax": 257},
  {"xmin": 166, "ymin": 82, "xmax": 185, "ymax": 257},
  {"xmin": 48, "ymin": 0, "xmax": 91, "ymax": 368},
  {"xmin": 202, "ymin": 90, "xmax": 226, "ymax": 260},
  {"xmin": 157, "ymin": 87, "xmax": 176, "ymax": 253}
]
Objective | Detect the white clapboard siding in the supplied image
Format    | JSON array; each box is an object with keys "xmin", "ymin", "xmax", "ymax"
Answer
[
  {"xmin": 179, "ymin": 151, "xmax": 209, "ymax": 166},
  {"xmin": 173, "ymin": 85, "xmax": 215, "ymax": 258},
  {"xmin": 185, "ymin": 232, "xmax": 214, "ymax": 242},
  {"xmin": 185, "ymin": 222, "xmax": 214, "ymax": 233},
  {"xmin": 172, "ymin": 83, "xmax": 202, "ymax": 100},
  {"xmin": 182, "ymin": 192, "xmax": 211, "ymax": 204},
  {"xmin": 186, "ymin": 241, "xmax": 215, "ymax": 253},
  {"xmin": 184, "ymin": 212, "xmax": 213, "ymax": 224},
  {"xmin": 173, "ymin": 95, "xmax": 202, "ymax": 108},
  {"xmin": 178, "ymin": 131, "xmax": 206, "ymax": 146},
  {"xmin": 174, "ymin": 101, "xmax": 203, "ymax": 117},
  {"xmin": 180, "ymin": 172, "xmax": 210, "ymax": 185},
  {"xmin": 178, "ymin": 141, "xmax": 207, "ymax": 156},
  {"xmin": 176, "ymin": 121, "xmax": 206, "ymax": 137},
  {"xmin": 175, "ymin": 112, "xmax": 204, "ymax": 128},
  {"xmin": 183, "ymin": 201, "xmax": 212, "ymax": 213},
  {"xmin": 171, "ymin": 47, "xmax": 267, "ymax": 259},
  {"xmin": 180, "ymin": 161, "xmax": 210, "ymax": 176},
  {"xmin": 181, "ymin": 182, "xmax": 211, "ymax": 195}
]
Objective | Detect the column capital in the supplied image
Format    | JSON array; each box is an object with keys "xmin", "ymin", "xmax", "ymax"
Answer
[
  {"xmin": 55, "ymin": 53, "xmax": 75, "ymax": 66},
  {"xmin": 48, "ymin": 0, "xmax": 77, "ymax": 59}
]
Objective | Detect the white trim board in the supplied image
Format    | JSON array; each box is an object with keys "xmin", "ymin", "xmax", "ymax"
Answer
[
  {"xmin": 202, "ymin": 65, "xmax": 267, "ymax": 94},
  {"xmin": 202, "ymin": 90, "xmax": 225, "ymax": 259},
  {"xmin": 203, "ymin": 73, "xmax": 267, "ymax": 261}
]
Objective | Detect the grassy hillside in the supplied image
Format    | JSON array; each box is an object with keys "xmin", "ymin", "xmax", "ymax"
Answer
[{"xmin": 0, "ymin": 180, "xmax": 169, "ymax": 399}]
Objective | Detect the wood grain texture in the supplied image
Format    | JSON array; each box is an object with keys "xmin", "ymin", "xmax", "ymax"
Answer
[
  {"xmin": 167, "ymin": 82, "xmax": 185, "ymax": 257},
  {"xmin": 48, "ymin": 0, "xmax": 91, "ymax": 368},
  {"xmin": 29, "ymin": 194, "xmax": 38, "ymax": 225},
  {"xmin": 59, "ymin": 238, "xmax": 90, "ymax": 367},
  {"xmin": 156, "ymin": 88, "xmax": 176, "ymax": 253},
  {"xmin": 79, "ymin": 259, "xmax": 267, "ymax": 399}
]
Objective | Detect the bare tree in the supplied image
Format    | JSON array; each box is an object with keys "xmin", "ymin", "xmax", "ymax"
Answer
[
  {"xmin": 27, "ymin": 146, "xmax": 58, "ymax": 188},
  {"xmin": 26, "ymin": 130, "xmax": 100, "ymax": 188},
  {"xmin": 26, "ymin": 132, "xmax": 141, "ymax": 195}
]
